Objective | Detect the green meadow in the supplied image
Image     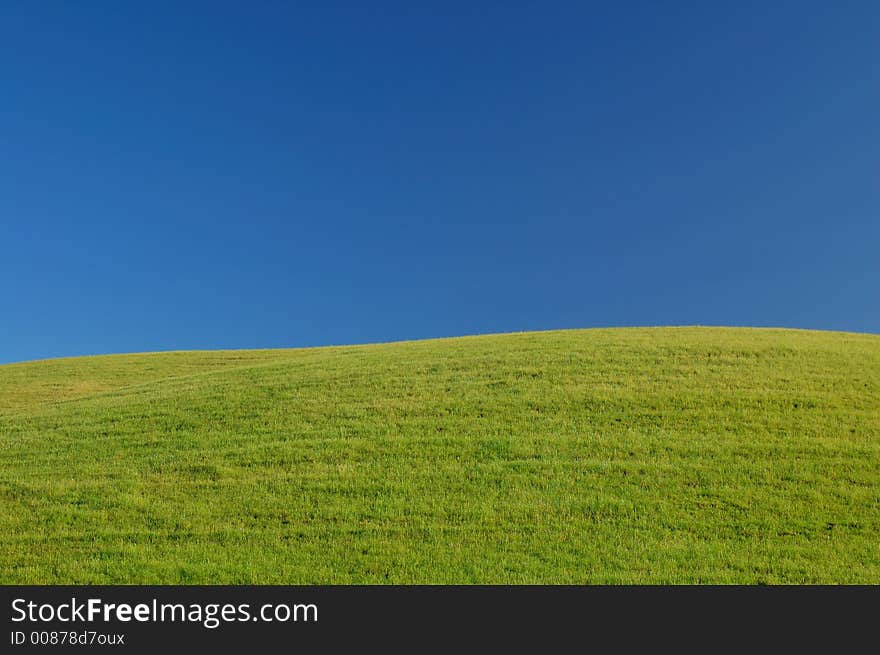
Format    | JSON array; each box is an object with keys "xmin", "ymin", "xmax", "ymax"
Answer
[{"xmin": 1, "ymin": 327, "xmax": 878, "ymax": 584}]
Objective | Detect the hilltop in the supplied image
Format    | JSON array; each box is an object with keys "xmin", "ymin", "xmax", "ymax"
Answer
[{"xmin": 1, "ymin": 327, "xmax": 878, "ymax": 583}]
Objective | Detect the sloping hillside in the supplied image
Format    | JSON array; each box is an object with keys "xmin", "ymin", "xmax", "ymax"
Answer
[{"xmin": 1, "ymin": 327, "xmax": 878, "ymax": 583}]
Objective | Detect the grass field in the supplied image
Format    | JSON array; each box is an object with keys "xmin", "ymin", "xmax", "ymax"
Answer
[{"xmin": 1, "ymin": 327, "xmax": 878, "ymax": 584}]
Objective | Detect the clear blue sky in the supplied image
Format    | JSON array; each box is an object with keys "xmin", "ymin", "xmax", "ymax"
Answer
[{"xmin": 2, "ymin": 1, "xmax": 877, "ymax": 364}]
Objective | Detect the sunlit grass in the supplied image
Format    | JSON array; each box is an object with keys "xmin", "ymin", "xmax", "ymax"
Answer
[{"xmin": 1, "ymin": 327, "xmax": 878, "ymax": 583}]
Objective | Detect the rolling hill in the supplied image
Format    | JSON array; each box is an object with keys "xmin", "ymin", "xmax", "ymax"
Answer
[{"xmin": 1, "ymin": 327, "xmax": 878, "ymax": 583}]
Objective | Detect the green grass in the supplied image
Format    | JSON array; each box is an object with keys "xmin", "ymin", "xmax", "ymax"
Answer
[{"xmin": 1, "ymin": 327, "xmax": 878, "ymax": 584}]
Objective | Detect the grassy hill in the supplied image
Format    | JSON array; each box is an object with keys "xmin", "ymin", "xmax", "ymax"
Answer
[{"xmin": 1, "ymin": 327, "xmax": 878, "ymax": 584}]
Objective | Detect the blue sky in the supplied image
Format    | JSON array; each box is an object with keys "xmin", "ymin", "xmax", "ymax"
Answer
[{"xmin": 2, "ymin": 1, "xmax": 877, "ymax": 363}]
